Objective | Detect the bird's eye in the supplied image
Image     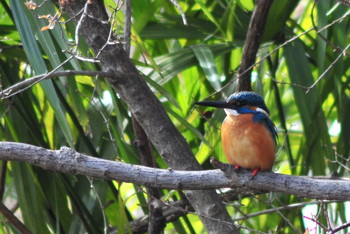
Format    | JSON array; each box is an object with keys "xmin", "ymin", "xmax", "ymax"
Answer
[{"xmin": 229, "ymin": 100, "xmax": 244, "ymax": 106}]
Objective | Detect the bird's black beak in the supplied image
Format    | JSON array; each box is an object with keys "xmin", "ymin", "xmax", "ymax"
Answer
[{"xmin": 194, "ymin": 100, "xmax": 232, "ymax": 109}]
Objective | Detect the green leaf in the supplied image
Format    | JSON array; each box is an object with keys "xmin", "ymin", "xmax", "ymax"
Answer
[
  {"xmin": 12, "ymin": 163, "xmax": 50, "ymax": 233},
  {"xmin": 141, "ymin": 43, "xmax": 235, "ymax": 85},
  {"xmin": 193, "ymin": 0, "xmax": 225, "ymax": 36},
  {"xmin": 10, "ymin": 0, "xmax": 74, "ymax": 147},
  {"xmin": 115, "ymin": 184, "xmax": 132, "ymax": 234},
  {"xmin": 191, "ymin": 44, "xmax": 221, "ymax": 91},
  {"xmin": 143, "ymin": 75, "xmax": 181, "ymax": 109},
  {"xmin": 167, "ymin": 107, "xmax": 210, "ymax": 146},
  {"xmin": 283, "ymin": 38, "xmax": 334, "ymax": 175},
  {"xmin": 140, "ymin": 22, "xmax": 208, "ymax": 39}
]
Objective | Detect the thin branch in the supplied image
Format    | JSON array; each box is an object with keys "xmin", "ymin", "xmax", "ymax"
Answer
[
  {"xmin": 95, "ymin": 6, "xmax": 121, "ymax": 59},
  {"xmin": 310, "ymin": 2, "xmax": 350, "ymax": 57},
  {"xmin": 169, "ymin": 0, "xmax": 187, "ymax": 25},
  {"xmin": 270, "ymin": 77, "xmax": 309, "ymax": 90},
  {"xmin": 0, "ymin": 142, "xmax": 350, "ymax": 201},
  {"xmin": 0, "ymin": 161, "xmax": 7, "ymax": 200},
  {"xmin": 130, "ymin": 194, "xmax": 343, "ymax": 233},
  {"xmin": 0, "ymin": 55, "xmax": 76, "ymax": 99},
  {"xmin": 0, "ymin": 70, "xmax": 112, "ymax": 99},
  {"xmin": 205, "ymin": 8, "xmax": 350, "ymax": 99},
  {"xmin": 0, "ymin": 202, "xmax": 32, "ymax": 234},
  {"xmin": 62, "ymin": 50, "xmax": 101, "ymax": 63},
  {"xmin": 265, "ymin": 198, "xmax": 299, "ymax": 233},
  {"xmin": 233, "ymin": 200, "xmax": 340, "ymax": 221},
  {"xmin": 236, "ymin": 224, "xmax": 269, "ymax": 234},
  {"xmin": 130, "ymin": 199, "xmax": 193, "ymax": 233},
  {"xmin": 303, "ymin": 215, "xmax": 328, "ymax": 231},
  {"xmin": 331, "ymin": 221, "xmax": 350, "ymax": 233},
  {"xmin": 306, "ymin": 43, "xmax": 350, "ymax": 93},
  {"xmin": 334, "ymin": 0, "xmax": 350, "ymax": 6},
  {"xmin": 73, "ymin": 1, "xmax": 90, "ymax": 53}
]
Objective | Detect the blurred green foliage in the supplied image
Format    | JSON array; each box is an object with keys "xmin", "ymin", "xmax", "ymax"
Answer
[{"xmin": 0, "ymin": 0, "xmax": 349, "ymax": 233}]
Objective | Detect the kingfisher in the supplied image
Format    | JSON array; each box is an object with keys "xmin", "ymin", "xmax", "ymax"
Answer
[{"xmin": 195, "ymin": 91, "xmax": 277, "ymax": 176}]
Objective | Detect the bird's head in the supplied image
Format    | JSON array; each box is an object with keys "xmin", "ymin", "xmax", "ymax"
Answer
[{"xmin": 195, "ymin": 91, "xmax": 270, "ymax": 116}]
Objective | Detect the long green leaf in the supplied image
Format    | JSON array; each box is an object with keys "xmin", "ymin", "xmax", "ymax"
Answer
[
  {"xmin": 12, "ymin": 163, "xmax": 50, "ymax": 233},
  {"xmin": 141, "ymin": 43, "xmax": 235, "ymax": 85},
  {"xmin": 10, "ymin": 0, "xmax": 74, "ymax": 147},
  {"xmin": 191, "ymin": 44, "xmax": 221, "ymax": 91},
  {"xmin": 284, "ymin": 38, "xmax": 334, "ymax": 175},
  {"xmin": 194, "ymin": 0, "xmax": 225, "ymax": 36},
  {"xmin": 167, "ymin": 107, "xmax": 210, "ymax": 146}
]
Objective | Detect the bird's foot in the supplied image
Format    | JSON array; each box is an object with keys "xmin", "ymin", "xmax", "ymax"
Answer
[
  {"xmin": 234, "ymin": 165, "xmax": 240, "ymax": 171},
  {"xmin": 252, "ymin": 168, "xmax": 260, "ymax": 176}
]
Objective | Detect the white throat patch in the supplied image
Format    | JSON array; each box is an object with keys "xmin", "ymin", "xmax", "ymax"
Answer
[
  {"xmin": 224, "ymin": 107, "xmax": 270, "ymax": 117},
  {"xmin": 224, "ymin": 108, "xmax": 239, "ymax": 116}
]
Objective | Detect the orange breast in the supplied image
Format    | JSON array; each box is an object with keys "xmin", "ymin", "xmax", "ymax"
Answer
[{"xmin": 221, "ymin": 114, "xmax": 275, "ymax": 171}]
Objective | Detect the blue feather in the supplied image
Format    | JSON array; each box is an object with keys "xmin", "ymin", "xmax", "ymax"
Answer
[{"xmin": 237, "ymin": 107, "xmax": 277, "ymax": 144}]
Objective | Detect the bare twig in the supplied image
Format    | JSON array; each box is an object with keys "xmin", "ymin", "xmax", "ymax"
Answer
[
  {"xmin": 0, "ymin": 70, "xmax": 112, "ymax": 99},
  {"xmin": 0, "ymin": 161, "xmax": 7, "ymax": 200},
  {"xmin": 0, "ymin": 202, "xmax": 32, "ymax": 234},
  {"xmin": 303, "ymin": 215, "xmax": 328, "ymax": 231},
  {"xmin": 205, "ymin": 8, "xmax": 350, "ymax": 99},
  {"xmin": 169, "ymin": 0, "xmax": 187, "ymax": 25},
  {"xmin": 87, "ymin": 179, "xmax": 108, "ymax": 234},
  {"xmin": 0, "ymin": 55, "xmax": 74, "ymax": 98},
  {"xmin": 268, "ymin": 198, "xmax": 300, "ymax": 233},
  {"xmin": 306, "ymin": 43, "xmax": 350, "ymax": 93},
  {"xmin": 62, "ymin": 50, "xmax": 101, "ymax": 62},
  {"xmin": 95, "ymin": 7, "xmax": 121, "ymax": 59},
  {"xmin": 270, "ymin": 78, "xmax": 309, "ymax": 90},
  {"xmin": 233, "ymin": 200, "xmax": 340, "ymax": 222},
  {"xmin": 331, "ymin": 221, "xmax": 350, "ymax": 233},
  {"xmin": 334, "ymin": 0, "xmax": 350, "ymax": 6},
  {"xmin": 94, "ymin": 95, "xmax": 120, "ymax": 156},
  {"xmin": 328, "ymin": 151, "xmax": 350, "ymax": 172},
  {"xmin": 310, "ymin": 2, "xmax": 350, "ymax": 57},
  {"xmin": 74, "ymin": 1, "xmax": 91, "ymax": 53}
]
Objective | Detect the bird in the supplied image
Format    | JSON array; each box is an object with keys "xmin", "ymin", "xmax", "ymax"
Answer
[{"xmin": 195, "ymin": 91, "xmax": 277, "ymax": 176}]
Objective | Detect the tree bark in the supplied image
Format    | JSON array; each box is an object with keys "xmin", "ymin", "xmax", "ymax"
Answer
[{"xmin": 237, "ymin": 0, "xmax": 274, "ymax": 91}]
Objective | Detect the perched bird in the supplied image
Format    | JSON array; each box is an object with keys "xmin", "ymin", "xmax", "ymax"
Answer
[{"xmin": 195, "ymin": 91, "xmax": 277, "ymax": 176}]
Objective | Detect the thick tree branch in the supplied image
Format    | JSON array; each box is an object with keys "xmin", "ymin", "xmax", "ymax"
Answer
[
  {"xmin": 1, "ymin": 142, "xmax": 349, "ymax": 201},
  {"xmin": 237, "ymin": 0, "xmax": 274, "ymax": 91},
  {"xmin": 63, "ymin": 1, "xmax": 236, "ymax": 233}
]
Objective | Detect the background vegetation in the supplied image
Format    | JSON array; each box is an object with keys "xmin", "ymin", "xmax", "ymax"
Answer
[{"xmin": 0, "ymin": 0, "xmax": 349, "ymax": 233}]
